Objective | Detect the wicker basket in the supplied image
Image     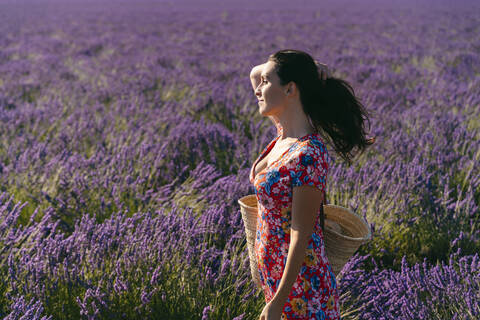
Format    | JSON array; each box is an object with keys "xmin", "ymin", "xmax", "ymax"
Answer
[{"xmin": 238, "ymin": 194, "xmax": 371, "ymax": 288}]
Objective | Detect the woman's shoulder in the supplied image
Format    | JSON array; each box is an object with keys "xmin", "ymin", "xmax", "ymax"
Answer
[
  {"xmin": 287, "ymin": 135, "xmax": 329, "ymax": 168},
  {"xmin": 297, "ymin": 135, "xmax": 328, "ymax": 155},
  {"xmin": 307, "ymin": 135, "xmax": 328, "ymax": 156}
]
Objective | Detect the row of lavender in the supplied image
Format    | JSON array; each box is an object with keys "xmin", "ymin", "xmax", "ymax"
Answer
[
  {"xmin": 1, "ymin": 189, "xmax": 479, "ymax": 319},
  {"xmin": 1, "ymin": 0, "xmax": 479, "ymax": 318}
]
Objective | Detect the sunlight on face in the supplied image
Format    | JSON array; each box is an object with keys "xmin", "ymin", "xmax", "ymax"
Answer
[{"xmin": 255, "ymin": 61, "xmax": 289, "ymax": 117}]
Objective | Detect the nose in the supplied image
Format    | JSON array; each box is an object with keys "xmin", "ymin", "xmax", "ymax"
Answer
[{"xmin": 255, "ymin": 88, "xmax": 262, "ymax": 99}]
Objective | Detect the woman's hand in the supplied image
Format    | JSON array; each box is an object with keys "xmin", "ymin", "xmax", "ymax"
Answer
[
  {"xmin": 259, "ymin": 299, "xmax": 284, "ymax": 320},
  {"xmin": 250, "ymin": 63, "xmax": 267, "ymax": 78},
  {"xmin": 250, "ymin": 63, "xmax": 267, "ymax": 92},
  {"xmin": 314, "ymin": 60, "xmax": 332, "ymax": 83}
]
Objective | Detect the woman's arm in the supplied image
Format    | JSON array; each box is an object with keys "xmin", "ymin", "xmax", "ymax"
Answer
[{"xmin": 270, "ymin": 186, "xmax": 323, "ymax": 307}]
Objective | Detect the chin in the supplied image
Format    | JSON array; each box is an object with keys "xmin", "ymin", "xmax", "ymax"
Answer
[
  {"xmin": 260, "ymin": 107, "xmax": 275, "ymax": 117},
  {"xmin": 259, "ymin": 108, "xmax": 269, "ymax": 116}
]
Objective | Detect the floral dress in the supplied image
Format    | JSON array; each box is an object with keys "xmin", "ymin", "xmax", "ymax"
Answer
[{"xmin": 249, "ymin": 123, "xmax": 340, "ymax": 320}]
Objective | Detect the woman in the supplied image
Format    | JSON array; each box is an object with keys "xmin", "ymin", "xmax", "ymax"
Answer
[{"xmin": 249, "ymin": 49, "xmax": 374, "ymax": 320}]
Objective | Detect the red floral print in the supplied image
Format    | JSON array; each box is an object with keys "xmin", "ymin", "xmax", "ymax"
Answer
[{"xmin": 250, "ymin": 125, "xmax": 340, "ymax": 320}]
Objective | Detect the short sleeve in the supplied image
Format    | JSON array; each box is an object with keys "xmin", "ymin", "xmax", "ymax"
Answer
[{"xmin": 289, "ymin": 142, "xmax": 328, "ymax": 193}]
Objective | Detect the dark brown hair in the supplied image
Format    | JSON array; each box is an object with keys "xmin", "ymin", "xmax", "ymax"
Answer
[{"xmin": 268, "ymin": 49, "xmax": 375, "ymax": 165}]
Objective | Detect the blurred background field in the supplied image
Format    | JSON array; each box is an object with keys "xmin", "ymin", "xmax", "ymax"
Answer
[{"xmin": 0, "ymin": 0, "xmax": 479, "ymax": 319}]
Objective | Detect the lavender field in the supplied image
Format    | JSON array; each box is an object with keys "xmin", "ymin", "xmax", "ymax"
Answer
[{"xmin": 0, "ymin": 0, "xmax": 479, "ymax": 318}]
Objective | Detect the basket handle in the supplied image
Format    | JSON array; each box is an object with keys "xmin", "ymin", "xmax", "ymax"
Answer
[{"xmin": 320, "ymin": 189, "xmax": 326, "ymax": 231}]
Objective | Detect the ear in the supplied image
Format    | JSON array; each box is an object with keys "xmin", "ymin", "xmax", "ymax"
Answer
[{"xmin": 285, "ymin": 82, "xmax": 297, "ymax": 96}]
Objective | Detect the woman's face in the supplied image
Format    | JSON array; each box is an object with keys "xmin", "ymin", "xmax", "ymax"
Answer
[{"xmin": 255, "ymin": 61, "xmax": 288, "ymax": 116}]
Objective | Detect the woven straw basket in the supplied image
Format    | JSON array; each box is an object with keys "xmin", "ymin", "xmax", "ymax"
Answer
[{"xmin": 237, "ymin": 194, "xmax": 371, "ymax": 288}]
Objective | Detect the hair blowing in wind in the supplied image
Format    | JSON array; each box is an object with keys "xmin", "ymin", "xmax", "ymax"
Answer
[{"xmin": 268, "ymin": 49, "xmax": 376, "ymax": 165}]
